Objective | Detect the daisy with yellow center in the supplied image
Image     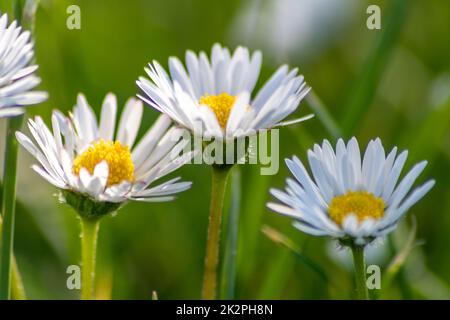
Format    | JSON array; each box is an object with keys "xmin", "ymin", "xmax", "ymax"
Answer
[
  {"xmin": 268, "ymin": 138, "xmax": 434, "ymax": 300},
  {"xmin": 268, "ymin": 137, "xmax": 435, "ymax": 245},
  {"xmin": 137, "ymin": 44, "xmax": 312, "ymax": 300},
  {"xmin": 16, "ymin": 93, "xmax": 194, "ymax": 300},
  {"xmin": 16, "ymin": 92, "xmax": 195, "ymax": 205},
  {"xmin": 137, "ymin": 43, "xmax": 312, "ymax": 140}
]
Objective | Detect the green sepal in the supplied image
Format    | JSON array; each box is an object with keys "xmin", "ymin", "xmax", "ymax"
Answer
[
  {"xmin": 339, "ymin": 236, "xmax": 376, "ymax": 248},
  {"xmin": 60, "ymin": 189, "xmax": 122, "ymax": 220}
]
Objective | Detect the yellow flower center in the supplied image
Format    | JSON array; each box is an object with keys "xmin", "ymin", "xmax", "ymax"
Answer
[
  {"xmin": 72, "ymin": 139, "xmax": 135, "ymax": 187},
  {"xmin": 199, "ymin": 92, "xmax": 237, "ymax": 128},
  {"xmin": 328, "ymin": 191, "xmax": 385, "ymax": 226}
]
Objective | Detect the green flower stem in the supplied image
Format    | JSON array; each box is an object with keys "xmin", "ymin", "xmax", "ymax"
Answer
[
  {"xmin": 201, "ymin": 165, "xmax": 232, "ymax": 300},
  {"xmin": 81, "ymin": 218, "xmax": 100, "ymax": 300},
  {"xmin": 0, "ymin": 214, "xmax": 26, "ymax": 300},
  {"xmin": 63, "ymin": 190, "xmax": 120, "ymax": 300},
  {"xmin": 350, "ymin": 243, "xmax": 369, "ymax": 300},
  {"xmin": 0, "ymin": 115, "xmax": 24, "ymax": 300}
]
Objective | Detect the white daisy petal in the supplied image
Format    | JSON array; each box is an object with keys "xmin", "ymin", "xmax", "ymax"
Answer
[
  {"xmin": 286, "ymin": 156, "xmax": 327, "ymax": 208},
  {"xmin": 382, "ymin": 150, "xmax": 408, "ymax": 201},
  {"xmin": 292, "ymin": 221, "xmax": 329, "ymax": 237},
  {"xmin": 93, "ymin": 161, "xmax": 109, "ymax": 191},
  {"xmin": 73, "ymin": 93, "xmax": 98, "ymax": 146},
  {"xmin": 374, "ymin": 147, "xmax": 397, "ymax": 197},
  {"xmin": 134, "ymin": 181, "xmax": 192, "ymax": 198},
  {"xmin": 388, "ymin": 161, "xmax": 428, "ymax": 208},
  {"xmin": 31, "ymin": 165, "xmax": 66, "ymax": 189},
  {"xmin": 245, "ymin": 50, "xmax": 262, "ymax": 92},
  {"xmin": 98, "ymin": 93, "xmax": 117, "ymax": 141},
  {"xmin": 168, "ymin": 56, "xmax": 195, "ymax": 97},
  {"xmin": 225, "ymin": 91, "xmax": 250, "ymax": 134},
  {"xmin": 0, "ymin": 106, "xmax": 24, "ymax": 117},
  {"xmin": 342, "ymin": 214, "xmax": 359, "ymax": 236},
  {"xmin": 116, "ymin": 97, "xmax": 143, "ymax": 148},
  {"xmin": 273, "ymin": 114, "xmax": 314, "ymax": 128},
  {"xmin": 132, "ymin": 114, "xmax": 172, "ymax": 170},
  {"xmin": 79, "ymin": 167, "xmax": 94, "ymax": 193},
  {"xmin": 267, "ymin": 202, "xmax": 302, "ymax": 219},
  {"xmin": 252, "ymin": 65, "xmax": 289, "ymax": 110},
  {"xmin": 131, "ymin": 196, "xmax": 176, "ymax": 203},
  {"xmin": 185, "ymin": 50, "xmax": 202, "ymax": 98},
  {"xmin": 346, "ymin": 137, "xmax": 362, "ymax": 186}
]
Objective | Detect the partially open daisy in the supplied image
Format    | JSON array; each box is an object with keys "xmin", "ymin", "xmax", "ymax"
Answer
[
  {"xmin": 0, "ymin": 13, "xmax": 47, "ymax": 117},
  {"xmin": 136, "ymin": 43, "xmax": 311, "ymax": 140},
  {"xmin": 268, "ymin": 138, "xmax": 435, "ymax": 245},
  {"xmin": 16, "ymin": 93, "xmax": 194, "ymax": 210}
]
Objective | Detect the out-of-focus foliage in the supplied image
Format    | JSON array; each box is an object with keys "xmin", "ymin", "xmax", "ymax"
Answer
[{"xmin": 0, "ymin": 0, "xmax": 449, "ymax": 299}]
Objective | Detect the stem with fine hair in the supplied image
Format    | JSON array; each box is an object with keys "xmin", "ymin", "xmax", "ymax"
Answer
[
  {"xmin": 0, "ymin": 115, "xmax": 24, "ymax": 300},
  {"xmin": 201, "ymin": 165, "xmax": 232, "ymax": 300},
  {"xmin": 350, "ymin": 243, "xmax": 369, "ymax": 300},
  {"xmin": 81, "ymin": 218, "xmax": 100, "ymax": 300}
]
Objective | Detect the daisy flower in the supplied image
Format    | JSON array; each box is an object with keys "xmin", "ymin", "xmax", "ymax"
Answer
[
  {"xmin": 136, "ymin": 43, "xmax": 311, "ymax": 140},
  {"xmin": 16, "ymin": 93, "xmax": 194, "ymax": 214},
  {"xmin": 137, "ymin": 43, "xmax": 311, "ymax": 299},
  {"xmin": 16, "ymin": 93, "xmax": 194, "ymax": 299},
  {"xmin": 0, "ymin": 13, "xmax": 47, "ymax": 117},
  {"xmin": 268, "ymin": 137, "xmax": 435, "ymax": 246}
]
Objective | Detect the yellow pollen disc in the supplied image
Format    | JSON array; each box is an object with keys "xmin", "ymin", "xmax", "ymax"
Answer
[
  {"xmin": 199, "ymin": 92, "xmax": 237, "ymax": 128},
  {"xmin": 328, "ymin": 191, "xmax": 385, "ymax": 226},
  {"xmin": 72, "ymin": 139, "xmax": 135, "ymax": 187}
]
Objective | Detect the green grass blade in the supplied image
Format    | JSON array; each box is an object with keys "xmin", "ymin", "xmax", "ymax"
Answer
[
  {"xmin": 341, "ymin": 0, "xmax": 409, "ymax": 136},
  {"xmin": 220, "ymin": 167, "xmax": 241, "ymax": 299},
  {"xmin": 306, "ymin": 91, "xmax": 342, "ymax": 140},
  {"xmin": 236, "ymin": 168, "xmax": 271, "ymax": 286},
  {"xmin": 257, "ymin": 249, "xmax": 295, "ymax": 299},
  {"xmin": 261, "ymin": 225, "xmax": 331, "ymax": 285}
]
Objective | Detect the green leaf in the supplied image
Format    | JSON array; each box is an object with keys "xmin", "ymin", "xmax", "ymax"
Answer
[{"xmin": 306, "ymin": 91, "xmax": 342, "ymax": 141}]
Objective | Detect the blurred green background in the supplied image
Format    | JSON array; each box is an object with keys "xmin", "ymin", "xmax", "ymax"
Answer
[{"xmin": 0, "ymin": 0, "xmax": 449, "ymax": 299}]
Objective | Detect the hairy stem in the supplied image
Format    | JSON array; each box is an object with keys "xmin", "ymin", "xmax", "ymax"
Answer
[
  {"xmin": 81, "ymin": 218, "xmax": 100, "ymax": 300},
  {"xmin": 201, "ymin": 165, "xmax": 232, "ymax": 300},
  {"xmin": 350, "ymin": 243, "xmax": 369, "ymax": 300}
]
